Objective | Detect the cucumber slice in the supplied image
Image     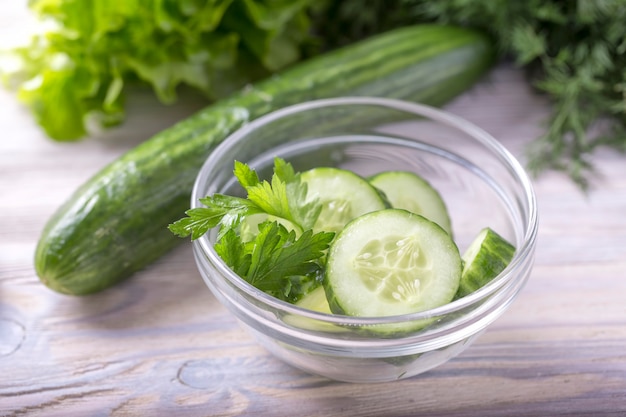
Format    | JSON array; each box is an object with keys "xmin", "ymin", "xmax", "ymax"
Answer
[
  {"xmin": 295, "ymin": 286, "xmax": 332, "ymax": 314},
  {"xmin": 239, "ymin": 213, "xmax": 300, "ymax": 242},
  {"xmin": 369, "ymin": 171, "xmax": 452, "ymax": 236},
  {"xmin": 301, "ymin": 167, "xmax": 387, "ymax": 233},
  {"xmin": 455, "ymin": 227, "xmax": 516, "ymax": 299},
  {"xmin": 325, "ymin": 209, "xmax": 461, "ymax": 318}
]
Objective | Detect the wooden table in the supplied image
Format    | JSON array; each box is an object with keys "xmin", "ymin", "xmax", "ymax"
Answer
[{"xmin": 2, "ymin": 4, "xmax": 626, "ymax": 416}]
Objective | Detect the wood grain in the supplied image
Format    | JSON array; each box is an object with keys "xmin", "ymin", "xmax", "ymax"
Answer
[{"xmin": 1, "ymin": 3, "xmax": 626, "ymax": 416}]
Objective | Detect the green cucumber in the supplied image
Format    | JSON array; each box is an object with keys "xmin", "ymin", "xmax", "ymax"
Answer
[
  {"xmin": 239, "ymin": 213, "xmax": 301, "ymax": 242},
  {"xmin": 286, "ymin": 286, "xmax": 339, "ymax": 332},
  {"xmin": 301, "ymin": 167, "xmax": 387, "ymax": 234},
  {"xmin": 324, "ymin": 209, "xmax": 462, "ymax": 318},
  {"xmin": 454, "ymin": 227, "xmax": 516, "ymax": 299},
  {"xmin": 34, "ymin": 25, "xmax": 495, "ymax": 295},
  {"xmin": 369, "ymin": 170, "xmax": 453, "ymax": 235},
  {"xmin": 295, "ymin": 286, "xmax": 332, "ymax": 314}
]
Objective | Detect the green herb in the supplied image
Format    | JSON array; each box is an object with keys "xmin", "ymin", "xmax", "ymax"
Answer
[
  {"xmin": 1, "ymin": 0, "xmax": 316, "ymax": 141},
  {"xmin": 216, "ymin": 224, "xmax": 331, "ymax": 301},
  {"xmin": 314, "ymin": 0, "xmax": 626, "ymax": 189},
  {"xmin": 415, "ymin": 0, "xmax": 626, "ymax": 189},
  {"xmin": 169, "ymin": 157, "xmax": 334, "ymax": 302},
  {"xmin": 234, "ymin": 158, "xmax": 321, "ymax": 231}
]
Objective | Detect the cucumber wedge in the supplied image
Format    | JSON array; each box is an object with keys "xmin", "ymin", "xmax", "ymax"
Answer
[
  {"xmin": 325, "ymin": 209, "xmax": 461, "ymax": 317},
  {"xmin": 455, "ymin": 227, "xmax": 516, "ymax": 299},
  {"xmin": 369, "ymin": 171, "xmax": 452, "ymax": 235},
  {"xmin": 295, "ymin": 286, "xmax": 332, "ymax": 314},
  {"xmin": 301, "ymin": 167, "xmax": 387, "ymax": 234},
  {"xmin": 286, "ymin": 286, "xmax": 340, "ymax": 333}
]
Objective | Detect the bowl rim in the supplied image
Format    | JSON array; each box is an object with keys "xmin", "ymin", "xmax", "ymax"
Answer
[{"xmin": 191, "ymin": 96, "xmax": 538, "ymax": 326}]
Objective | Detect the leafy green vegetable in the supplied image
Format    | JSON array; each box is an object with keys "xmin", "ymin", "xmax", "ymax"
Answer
[
  {"xmin": 169, "ymin": 157, "xmax": 334, "ymax": 302},
  {"xmin": 1, "ymin": 0, "xmax": 316, "ymax": 140}
]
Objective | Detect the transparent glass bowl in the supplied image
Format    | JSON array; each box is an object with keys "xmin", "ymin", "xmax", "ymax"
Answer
[{"xmin": 191, "ymin": 97, "xmax": 538, "ymax": 383}]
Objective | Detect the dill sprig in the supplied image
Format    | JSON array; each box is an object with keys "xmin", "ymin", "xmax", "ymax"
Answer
[{"xmin": 313, "ymin": 0, "xmax": 626, "ymax": 189}]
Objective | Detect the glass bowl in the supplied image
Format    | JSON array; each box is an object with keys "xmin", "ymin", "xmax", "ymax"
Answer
[{"xmin": 190, "ymin": 97, "xmax": 538, "ymax": 383}]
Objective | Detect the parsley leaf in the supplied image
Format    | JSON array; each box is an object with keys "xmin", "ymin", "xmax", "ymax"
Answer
[
  {"xmin": 234, "ymin": 157, "xmax": 321, "ymax": 231},
  {"xmin": 247, "ymin": 223, "xmax": 333, "ymax": 287},
  {"xmin": 214, "ymin": 228, "xmax": 251, "ymax": 278},
  {"xmin": 170, "ymin": 158, "xmax": 333, "ymax": 302},
  {"xmin": 244, "ymin": 167, "xmax": 293, "ymax": 223},
  {"xmin": 168, "ymin": 194, "xmax": 258, "ymax": 240},
  {"xmin": 217, "ymin": 221, "xmax": 333, "ymax": 301},
  {"xmin": 233, "ymin": 160, "xmax": 261, "ymax": 188}
]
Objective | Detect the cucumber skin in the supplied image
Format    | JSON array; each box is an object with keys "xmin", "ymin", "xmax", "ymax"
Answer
[
  {"xmin": 35, "ymin": 25, "xmax": 496, "ymax": 295},
  {"xmin": 454, "ymin": 228, "xmax": 516, "ymax": 299}
]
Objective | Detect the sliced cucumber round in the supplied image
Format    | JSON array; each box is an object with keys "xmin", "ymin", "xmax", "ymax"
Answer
[
  {"xmin": 455, "ymin": 227, "xmax": 516, "ymax": 299},
  {"xmin": 369, "ymin": 171, "xmax": 453, "ymax": 236},
  {"xmin": 301, "ymin": 167, "xmax": 387, "ymax": 234},
  {"xmin": 325, "ymin": 209, "xmax": 461, "ymax": 318}
]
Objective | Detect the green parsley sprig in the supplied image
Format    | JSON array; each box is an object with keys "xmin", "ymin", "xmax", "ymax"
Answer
[{"xmin": 169, "ymin": 157, "xmax": 334, "ymax": 302}]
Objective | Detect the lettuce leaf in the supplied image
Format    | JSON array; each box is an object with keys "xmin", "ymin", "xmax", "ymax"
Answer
[{"xmin": 1, "ymin": 0, "xmax": 316, "ymax": 141}]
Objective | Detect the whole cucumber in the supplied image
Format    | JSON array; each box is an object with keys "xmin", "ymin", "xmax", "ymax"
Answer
[{"xmin": 35, "ymin": 25, "xmax": 495, "ymax": 294}]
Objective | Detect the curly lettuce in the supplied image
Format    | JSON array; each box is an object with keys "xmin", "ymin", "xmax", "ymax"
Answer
[{"xmin": 1, "ymin": 0, "xmax": 315, "ymax": 140}]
